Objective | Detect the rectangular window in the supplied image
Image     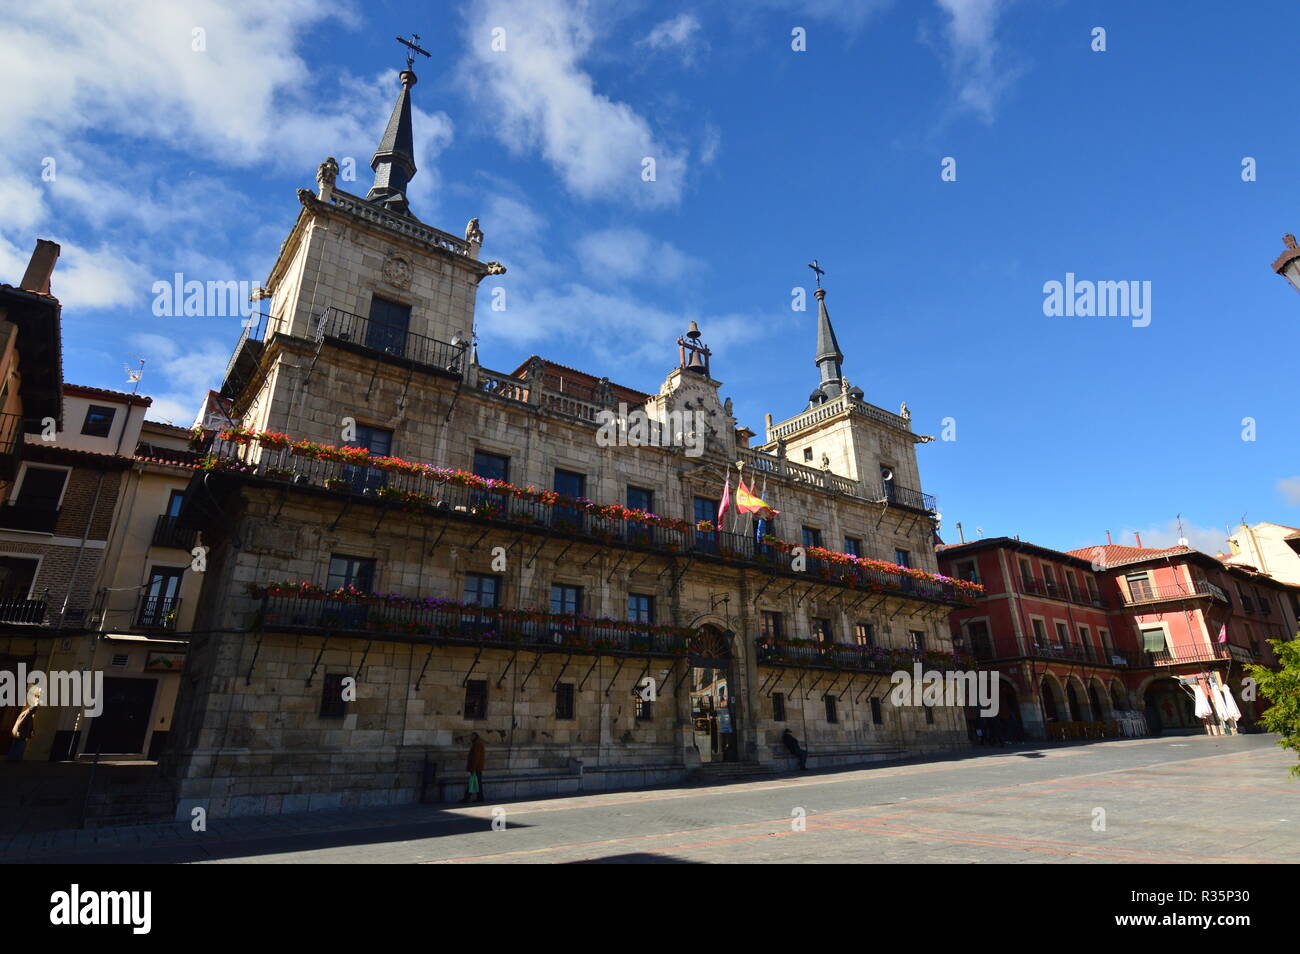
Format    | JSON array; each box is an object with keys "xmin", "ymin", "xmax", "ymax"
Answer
[
  {"xmin": 1140, "ymin": 627, "xmax": 1168, "ymax": 654},
  {"xmin": 870, "ymin": 697, "xmax": 883, "ymax": 725},
  {"xmin": 1031, "ymin": 618, "xmax": 1047, "ymax": 646},
  {"xmin": 824, "ymin": 694, "xmax": 839, "ymax": 724},
  {"xmin": 344, "ymin": 423, "xmax": 392, "ymax": 494},
  {"xmin": 554, "ymin": 469, "xmax": 586, "ymax": 499},
  {"xmin": 811, "ymin": 617, "xmax": 832, "ymax": 645},
  {"xmin": 843, "ymin": 536, "xmax": 862, "ymax": 557},
  {"xmin": 802, "ymin": 526, "xmax": 824, "ymax": 549},
  {"xmin": 627, "ymin": 593, "xmax": 654, "ymax": 624},
  {"xmin": 854, "ymin": 622, "xmax": 875, "ymax": 647},
  {"xmin": 924, "ymin": 706, "xmax": 935, "ymax": 725},
  {"xmin": 551, "ymin": 584, "xmax": 582, "ymax": 616},
  {"xmin": 0, "ymin": 555, "xmax": 40, "ymax": 597},
  {"xmin": 165, "ymin": 489, "xmax": 185, "ymax": 517},
  {"xmin": 555, "ymin": 683, "xmax": 575, "ymax": 720},
  {"xmin": 366, "ymin": 296, "xmax": 411, "ymax": 355},
  {"xmin": 626, "ymin": 486, "xmax": 654, "ymax": 513},
  {"xmin": 1126, "ymin": 572, "xmax": 1153, "ymax": 601},
  {"xmin": 909, "ymin": 630, "xmax": 926, "ymax": 652},
  {"xmin": 463, "ymin": 573, "xmax": 500, "ymax": 608},
  {"xmin": 139, "ymin": 565, "xmax": 184, "ymax": 627},
  {"xmin": 1100, "ymin": 628, "xmax": 1113, "ymax": 654},
  {"xmin": 81, "ymin": 404, "xmax": 116, "ymax": 437},
  {"xmin": 894, "ymin": 548, "xmax": 911, "ymax": 568},
  {"xmin": 464, "ymin": 680, "xmax": 488, "ymax": 720},
  {"xmin": 472, "ymin": 451, "xmax": 509, "ymax": 482},
  {"xmin": 327, "ymin": 554, "xmax": 376, "ymax": 593},
  {"xmin": 13, "ymin": 464, "xmax": 68, "ymax": 510},
  {"xmin": 1054, "ymin": 621, "xmax": 1069, "ymax": 645},
  {"xmin": 954, "ymin": 560, "xmax": 979, "ymax": 583},
  {"xmin": 760, "ymin": 610, "xmax": 783, "ymax": 639},
  {"xmin": 320, "ymin": 673, "xmax": 349, "ymax": 718},
  {"xmin": 1019, "ymin": 559, "xmax": 1033, "ymax": 587},
  {"xmin": 635, "ymin": 692, "xmax": 654, "ymax": 722},
  {"xmin": 1085, "ymin": 575, "xmax": 1100, "ymax": 601},
  {"xmin": 772, "ymin": 692, "xmax": 786, "ymax": 722},
  {"xmin": 1077, "ymin": 624, "xmax": 1091, "ymax": 647}
]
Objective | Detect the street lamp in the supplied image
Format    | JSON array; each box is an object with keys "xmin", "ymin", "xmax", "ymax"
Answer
[{"xmin": 1271, "ymin": 234, "xmax": 1300, "ymax": 296}]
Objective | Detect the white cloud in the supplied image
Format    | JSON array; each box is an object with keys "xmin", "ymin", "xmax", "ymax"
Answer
[
  {"xmin": 459, "ymin": 0, "xmax": 690, "ymax": 206},
  {"xmin": 932, "ymin": 0, "xmax": 1019, "ymax": 122},
  {"xmin": 641, "ymin": 13, "xmax": 706, "ymax": 63},
  {"xmin": 1121, "ymin": 519, "xmax": 1229, "ymax": 556},
  {"xmin": 573, "ymin": 227, "xmax": 702, "ymax": 286},
  {"xmin": 128, "ymin": 334, "xmax": 231, "ymax": 425},
  {"xmin": 1277, "ymin": 477, "xmax": 1300, "ymax": 507}
]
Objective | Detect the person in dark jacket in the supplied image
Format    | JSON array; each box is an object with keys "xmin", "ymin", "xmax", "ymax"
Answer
[
  {"xmin": 781, "ymin": 728, "xmax": 807, "ymax": 771},
  {"xmin": 461, "ymin": 732, "xmax": 486, "ymax": 803}
]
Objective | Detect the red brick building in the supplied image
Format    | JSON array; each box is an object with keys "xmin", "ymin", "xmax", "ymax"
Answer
[{"xmin": 938, "ymin": 537, "xmax": 1300, "ymax": 740}]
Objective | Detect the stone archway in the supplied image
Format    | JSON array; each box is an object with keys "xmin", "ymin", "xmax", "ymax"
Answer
[
  {"xmin": 1142, "ymin": 676, "xmax": 1195, "ymax": 734},
  {"xmin": 1040, "ymin": 674, "xmax": 1064, "ymax": 723},
  {"xmin": 1087, "ymin": 677, "xmax": 1109, "ymax": 720},
  {"xmin": 688, "ymin": 624, "xmax": 739, "ymax": 764}
]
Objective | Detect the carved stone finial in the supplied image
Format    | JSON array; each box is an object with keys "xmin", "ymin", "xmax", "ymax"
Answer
[
  {"xmin": 899, "ymin": 401, "xmax": 911, "ymax": 421},
  {"xmin": 316, "ymin": 156, "xmax": 339, "ymax": 201},
  {"xmin": 1287, "ymin": 234, "xmax": 1298, "ymax": 250},
  {"xmin": 723, "ymin": 397, "xmax": 733, "ymax": 418},
  {"xmin": 466, "ymin": 217, "xmax": 484, "ymax": 246},
  {"xmin": 484, "ymin": 260, "xmax": 507, "ymax": 275},
  {"xmin": 595, "ymin": 376, "xmax": 614, "ymax": 407},
  {"xmin": 820, "ymin": 452, "xmax": 830, "ymax": 470}
]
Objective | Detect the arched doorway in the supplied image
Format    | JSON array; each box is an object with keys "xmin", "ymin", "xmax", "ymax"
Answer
[
  {"xmin": 1087, "ymin": 681, "xmax": 1106, "ymax": 720},
  {"xmin": 996, "ymin": 678, "xmax": 1023, "ymax": 742},
  {"xmin": 1144, "ymin": 677, "xmax": 1195, "ymax": 734},
  {"xmin": 1065, "ymin": 681, "xmax": 1084, "ymax": 721},
  {"xmin": 1040, "ymin": 676, "xmax": 1062, "ymax": 723},
  {"xmin": 689, "ymin": 625, "xmax": 738, "ymax": 763}
]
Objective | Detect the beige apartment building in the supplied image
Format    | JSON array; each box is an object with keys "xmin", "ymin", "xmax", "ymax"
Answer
[{"xmin": 162, "ymin": 64, "xmax": 977, "ymax": 820}]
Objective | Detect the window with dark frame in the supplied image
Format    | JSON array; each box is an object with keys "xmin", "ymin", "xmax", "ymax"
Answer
[
  {"xmin": 870, "ymin": 697, "xmax": 883, "ymax": 725},
  {"xmin": 627, "ymin": 593, "xmax": 654, "ymax": 624},
  {"xmin": 551, "ymin": 583, "xmax": 582, "ymax": 616},
  {"xmin": 894, "ymin": 548, "xmax": 911, "ymax": 568},
  {"xmin": 464, "ymin": 680, "xmax": 488, "ymax": 720},
  {"xmin": 320, "ymin": 673, "xmax": 348, "ymax": 718},
  {"xmin": 843, "ymin": 536, "xmax": 862, "ymax": 557},
  {"xmin": 811, "ymin": 617, "xmax": 832, "ymax": 645},
  {"xmin": 472, "ymin": 451, "xmax": 509, "ymax": 482},
  {"xmin": 909, "ymin": 630, "xmax": 925, "ymax": 652},
  {"xmin": 802, "ymin": 526, "xmax": 823, "ymax": 549},
  {"xmin": 80, "ymin": 404, "xmax": 115, "ymax": 437},
  {"xmin": 854, "ymin": 622, "xmax": 875, "ymax": 646},
  {"xmin": 824, "ymin": 694, "xmax": 839, "ymax": 723},
  {"xmin": 626, "ymin": 486, "xmax": 654, "ymax": 513},
  {"xmin": 635, "ymin": 691, "xmax": 654, "ymax": 722},
  {"xmin": 327, "ymin": 554, "xmax": 375, "ymax": 592},
  {"xmin": 555, "ymin": 683, "xmax": 575, "ymax": 720},
  {"xmin": 760, "ymin": 610, "xmax": 783, "ymax": 639},
  {"xmin": 772, "ymin": 692, "xmax": 786, "ymax": 722}
]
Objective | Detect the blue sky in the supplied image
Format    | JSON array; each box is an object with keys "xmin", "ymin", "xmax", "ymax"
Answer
[{"xmin": 3, "ymin": 0, "xmax": 1299, "ymax": 555}]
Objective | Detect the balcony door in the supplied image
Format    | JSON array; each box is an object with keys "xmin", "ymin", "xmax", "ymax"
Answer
[
  {"xmin": 343, "ymin": 424, "xmax": 392, "ymax": 494},
  {"xmin": 139, "ymin": 566, "xmax": 184, "ymax": 628},
  {"xmin": 366, "ymin": 296, "xmax": 410, "ymax": 356}
]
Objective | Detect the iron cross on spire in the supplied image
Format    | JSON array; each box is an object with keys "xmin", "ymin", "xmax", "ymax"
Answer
[
  {"xmin": 807, "ymin": 259, "xmax": 825, "ymax": 288},
  {"xmin": 396, "ymin": 33, "xmax": 431, "ymax": 70}
]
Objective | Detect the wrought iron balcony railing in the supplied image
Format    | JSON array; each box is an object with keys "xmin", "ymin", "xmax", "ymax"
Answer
[
  {"xmin": 199, "ymin": 445, "xmax": 976, "ymax": 608},
  {"xmin": 973, "ymin": 637, "xmax": 1135, "ymax": 668},
  {"xmin": 259, "ymin": 594, "xmax": 688, "ymax": 657},
  {"xmin": 1019, "ymin": 575, "xmax": 1107, "ymax": 608},
  {"xmin": 314, "ymin": 306, "xmax": 466, "ymax": 375},
  {"xmin": 755, "ymin": 638, "xmax": 971, "ymax": 673},
  {"xmin": 1142, "ymin": 644, "xmax": 1235, "ymax": 667},
  {"xmin": 879, "ymin": 480, "xmax": 937, "ymax": 513},
  {"xmin": 0, "ymin": 589, "xmax": 47, "ymax": 625},
  {"xmin": 1123, "ymin": 580, "xmax": 1227, "ymax": 606},
  {"xmin": 152, "ymin": 514, "xmax": 197, "ymax": 550},
  {"xmin": 136, "ymin": 595, "xmax": 181, "ymax": 630}
]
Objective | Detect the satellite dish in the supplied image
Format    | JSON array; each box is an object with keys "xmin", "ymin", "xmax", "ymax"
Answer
[
  {"xmin": 881, "ymin": 468, "xmax": 893, "ymax": 482},
  {"xmin": 1178, "ymin": 537, "xmax": 1189, "ymax": 547}
]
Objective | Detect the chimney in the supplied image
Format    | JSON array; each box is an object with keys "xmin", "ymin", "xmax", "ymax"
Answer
[
  {"xmin": 1105, "ymin": 530, "xmax": 1112, "ymax": 544},
  {"xmin": 1134, "ymin": 531, "xmax": 1143, "ymax": 547},
  {"xmin": 20, "ymin": 239, "xmax": 61, "ymax": 295}
]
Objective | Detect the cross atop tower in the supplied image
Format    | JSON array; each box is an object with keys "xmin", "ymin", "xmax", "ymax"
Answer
[
  {"xmin": 396, "ymin": 33, "xmax": 431, "ymax": 70},
  {"xmin": 807, "ymin": 259, "xmax": 825, "ymax": 289}
]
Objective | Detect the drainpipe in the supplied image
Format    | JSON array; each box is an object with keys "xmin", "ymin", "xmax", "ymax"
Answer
[{"xmin": 59, "ymin": 403, "xmax": 137, "ymax": 627}]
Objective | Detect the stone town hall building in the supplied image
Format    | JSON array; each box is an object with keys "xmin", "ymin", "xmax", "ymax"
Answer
[{"xmin": 166, "ymin": 63, "xmax": 978, "ymax": 818}]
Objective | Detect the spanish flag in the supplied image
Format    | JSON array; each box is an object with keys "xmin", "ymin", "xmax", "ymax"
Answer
[{"xmin": 735, "ymin": 480, "xmax": 778, "ymax": 518}]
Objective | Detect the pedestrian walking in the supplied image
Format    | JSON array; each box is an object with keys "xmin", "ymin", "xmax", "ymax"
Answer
[
  {"xmin": 781, "ymin": 727, "xmax": 807, "ymax": 771},
  {"xmin": 461, "ymin": 731, "xmax": 486, "ymax": 803}
]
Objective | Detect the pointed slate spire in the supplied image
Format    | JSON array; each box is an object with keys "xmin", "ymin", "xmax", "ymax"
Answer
[
  {"xmin": 367, "ymin": 67, "xmax": 419, "ymax": 215},
  {"xmin": 811, "ymin": 286, "xmax": 844, "ymax": 402}
]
